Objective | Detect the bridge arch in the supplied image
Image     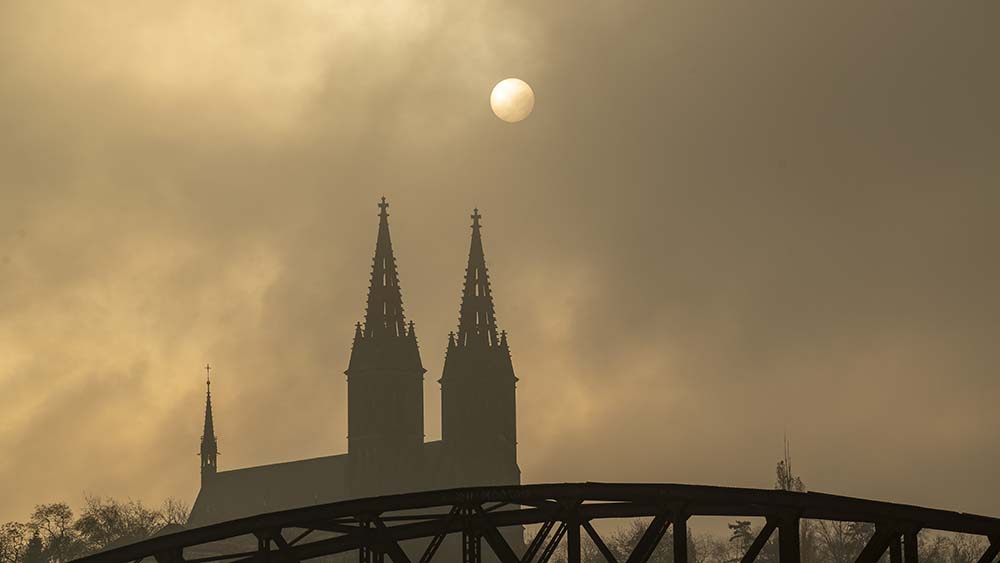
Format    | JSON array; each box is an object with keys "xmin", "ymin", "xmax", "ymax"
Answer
[{"xmin": 70, "ymin": 483, "xmax": 1000, "ymax": 563}]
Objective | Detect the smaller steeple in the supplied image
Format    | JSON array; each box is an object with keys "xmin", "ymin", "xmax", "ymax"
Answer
[{"xmin": 200, "ymin": 363, "xmax": 218, "ymax": 484}]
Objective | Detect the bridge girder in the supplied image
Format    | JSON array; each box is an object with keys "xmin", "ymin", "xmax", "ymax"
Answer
[{"xmin": 70, "ymin": 483, "xmax": 1000, "ymax": 563}]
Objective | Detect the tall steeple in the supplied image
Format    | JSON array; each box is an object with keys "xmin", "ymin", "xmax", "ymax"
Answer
[
  {"xmin": 346, "ymin": 198, "xmax": 426, "ymax": 494},
  {"xmin": 440, "ymin": 208, "xmax": 520, "ymax": 487},
  {"xmin": 456, "ymin": 209, "xmax": 500, "ymax": 349},
  {"xmin": 363, "ymin": 196, "xmax": 407, "ymax": 338},
  {"xmin": 200, "ymin": 363, "xmax": 218, "ymax": 484}
]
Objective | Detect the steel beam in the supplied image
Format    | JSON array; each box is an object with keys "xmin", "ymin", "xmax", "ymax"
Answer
[
  {"xmin": 673, "ymin": 515, "xmax": 687, "ymax": 563},
  {"xmin": 976, "ymin": 540, "xmax": 1000, "ymax": 563},
  {"xmin": 476, "ymin": 506, "xmax": 520, "ymax": 563},
  {"xmin": 567, "ymin": 522, "xmax": 581, "ymax": 563},
  {"xmin": 373, "ymin": 518, "xmax": 411, "ymax": 563},
  {"xmin": 778, "ymin": 516, "xmax": 800, "ymax": 563},
  {"xmin": 536, "ymin": 523, "xmax": 568, "ymax": 563},
  {"xmin": 463, "ymin": 509, "xmax": 482, "ymax": 563},
  {"xmin": 153, "ymin": 548, "xmax": 183, "ymax": 563},
  {"xmin": 582, "ymin": 520, "xmax": 617, "ymax": 563},
  {"xmin": 523, "ymin": 521, "xmax": 556, "ymax": 563},
  {"xmin": 419, "ymin": 507, "xmax": 459, "ymax": 563},
  {"xmin": 903, "ymin": 531, "xmax": 918, "ymax": 563},
  {"xmin": 854, "ymin": 527, "xmax": 896, "ymax": 563},
  {"xmin": 254, "ymin": 530, "xmax": 300, "ymax": 563},
  {"xmin": 625, "ymin": 514, "xmax": 671, "ymax": 563},
  {"xmin": 258, "ymin": 536, "xmax": 270, "ymax": 563},
  {"xmin": 889, "ymin": 535, "xmax": 902, "ymax": 563},
  {"xmin": 740, "ymin": 519, "xmax": 777, "ymax": 563}
]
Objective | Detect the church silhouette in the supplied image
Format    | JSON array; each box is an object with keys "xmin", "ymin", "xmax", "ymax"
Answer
[{"xmin": 187, "ymin": 198, "xmax": 521, "ymax": 534}]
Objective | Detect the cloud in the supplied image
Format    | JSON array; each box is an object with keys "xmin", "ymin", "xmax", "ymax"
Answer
[{"xmin": 0, "ymin": 1, "xmax": 998, "ymax": 525}]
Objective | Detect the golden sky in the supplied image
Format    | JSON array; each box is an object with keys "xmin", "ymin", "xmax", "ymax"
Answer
[{"xmin": 1, "ymin": 2, "xmax": 998, "ymax": 523}]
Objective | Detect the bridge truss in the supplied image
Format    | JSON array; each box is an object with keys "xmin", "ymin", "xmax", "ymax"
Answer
[{"xmin": 70, "ymin": 483, "xmax": 1000, "ymax": 563}]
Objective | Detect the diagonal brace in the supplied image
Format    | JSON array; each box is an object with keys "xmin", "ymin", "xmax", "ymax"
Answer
[
  {"xmin": 583, "ymin": 520, "xmax": 617, "ymax": 563},
  {"xmin": 976, "ymin": 539, "xmax": 1000, "ymax": 563},
  {"xmin": 625, "ymin": 514, "xmax": 671, "ymax": 563},
  {"xmin": 474, "ymin": 506, "xmax": 520, "ymax": 563},
  {"xmin": 537, "ymin": 523, "xmax": 568, "ymax": 563},
  {"xmin": 373, "ymin": 518, "xmax": 412, "ymax": 563},
  {"xmin": 854, "ymin": 526, "xmax": 899, "ymax": 563},
  {"xmin": 523, "ymin": 521, "xmax": 556, "ymax": 563},
  {"xmin": 741, "ymin": 519, "xmax": 777, "ymax": 563},
  {"xmin": 419, "ymin": 507, "xmax": 459, "ymax": 563}
]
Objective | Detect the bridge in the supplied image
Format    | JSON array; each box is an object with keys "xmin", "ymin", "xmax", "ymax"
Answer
[{"xmin": 70, "ymin": 483, "xmax": 1000, "ymax": 563}]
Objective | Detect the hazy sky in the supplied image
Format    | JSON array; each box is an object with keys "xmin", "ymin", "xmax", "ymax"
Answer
[{"xmin": 1, "ymin": 2, "xmax": 998, "ymax": 524}]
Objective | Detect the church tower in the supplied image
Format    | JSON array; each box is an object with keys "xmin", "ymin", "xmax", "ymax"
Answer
[
  {"xmin": 346, "ymin": 197, "xmax": 426, "ymax": 494},
  {"xmin": 200, "ymin": 364, "xmax": 218, "ymax": 485},
  {"xmin": 440, "ymin": 209, "xmax": 520, "ymax": 486}
]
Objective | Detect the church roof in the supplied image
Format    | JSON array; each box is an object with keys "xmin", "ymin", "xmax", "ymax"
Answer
[
  {"xmin": 188, "ymin": 453, "xmax": 349, "ymax": 526},
  {"xmin": 188, "ymin": 441, "xmax": 449, "ymax": 527}
]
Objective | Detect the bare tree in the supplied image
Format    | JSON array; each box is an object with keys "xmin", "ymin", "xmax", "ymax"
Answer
[
  {"xmin": 728, "ymin": 520, "xmax": 754, "ymax": 562},
  {"xmin": 159, "ymin": 498, "xmax": 190, "ymax": 527},
  {"xmin": 29, "ymin": 503, "xmax": 82, "ymax": 563},
  {"xmin": 74, "ymin": 496, "xmax": 163, "ymax": 554},
  {"xmin": 813, "ymin": 520, "xmax": 872, "ymax": 563},
  {"xmin": 692, "ymin": 532, "xmax": 730, "ymax": 563},
  {"xmin": 0, "ymin": 522, "xmax": 30, "ymax": 563},
  {"xmin": 918, "ymin": 532, "xmax": 987, "ymax": 563}
]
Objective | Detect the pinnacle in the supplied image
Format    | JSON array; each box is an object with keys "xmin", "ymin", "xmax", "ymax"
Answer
[
  {"xmin": 361, "ymin": 197, "xmax": 409, "ymax": 339},
  {"xmin": 455, "ymin": 208, "xmax": 500, "ymax": 348}
]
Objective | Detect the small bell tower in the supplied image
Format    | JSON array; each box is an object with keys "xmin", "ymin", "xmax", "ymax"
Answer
[{"xmin": 200, "ymin": 364, "xmax": 219, "ymax": 485}]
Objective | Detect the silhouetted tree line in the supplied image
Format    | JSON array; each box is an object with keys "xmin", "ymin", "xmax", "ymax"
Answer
[{"xmin": 0, "ymin": 496, "xmax": 189, "ymax": 563}]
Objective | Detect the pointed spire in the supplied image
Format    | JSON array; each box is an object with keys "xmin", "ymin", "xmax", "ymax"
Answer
[
  {"xmin": 202, "ymin": 364, "xmax": 215, "ymax": 443},
  {"xmin": 362, "ymin": 197, "xmax": 407, "ymax": 339},
  {"xmin": 200, "ymin": 363, "xmax": 218, "ymax": 482},
  {"xmin": 456, "ymin": 208, "xmax": 500, "ymax": 348}
]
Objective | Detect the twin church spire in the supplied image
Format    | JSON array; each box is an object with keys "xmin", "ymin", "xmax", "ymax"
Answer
[
  {"xmin": 198, "ymin": 199, "xmax": 517, "ymax": 486},
  {"xmin": 362, "ymin": 197, "xmax": 409, "ymax": 339},
  {"xmin": 454, "ymin": 209, "xmax": 503, "ymax": 349}
]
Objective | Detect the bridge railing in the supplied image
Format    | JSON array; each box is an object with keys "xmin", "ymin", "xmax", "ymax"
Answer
[{"xmin": 69, "ymin": 483, "xmax": 1000, "ymax": 563}]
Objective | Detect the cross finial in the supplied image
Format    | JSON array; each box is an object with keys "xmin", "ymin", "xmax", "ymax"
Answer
[
  {"xmin": 205, "ymin": 363, "xmax": 212, "ymax": 387},
  {"xmin": 471, "ymin": 208, "xmax": 482, "ymax": 229},
  {"xmin": 378, "ymin": 196, "xmax": 389, "ymax": 218}
]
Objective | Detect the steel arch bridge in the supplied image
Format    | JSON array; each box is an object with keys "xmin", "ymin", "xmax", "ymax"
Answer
[{"xmin": 71, "ymin": 483, "xmax": 1000, "ymax": 563}]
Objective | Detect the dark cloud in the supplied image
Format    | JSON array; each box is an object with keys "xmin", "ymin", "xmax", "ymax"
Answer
[{"xmin": 0, "ymin": 1, "xmax": 998, "ymax": 524}]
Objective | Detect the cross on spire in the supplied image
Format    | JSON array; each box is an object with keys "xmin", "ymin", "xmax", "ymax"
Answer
[
  {"xmin": 378, "ymin": 196, "xmax": 389, "ymax": 218},
  {"xmin": 205, "ymin": 363, "xmax": 212, "ymax": 387},
  {"xmin": 471, "ymin": 208, "xmax": 482, "ymax": 229}
]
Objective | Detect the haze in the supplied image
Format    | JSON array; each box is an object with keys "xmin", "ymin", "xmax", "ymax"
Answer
[{"xmin": 0, "ymin": 2, "xmax": 997, "ymax": 524}]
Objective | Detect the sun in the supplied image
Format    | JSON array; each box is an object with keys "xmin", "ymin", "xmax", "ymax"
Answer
[{"xmin": 490, "ymin": 78, "xmax": 535, "ymax": 123}]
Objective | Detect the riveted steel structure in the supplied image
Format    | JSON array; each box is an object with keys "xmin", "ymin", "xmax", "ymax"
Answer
[{"xmin": 71, "ymin": 483, "xmax": 1000, "ymax": 563}]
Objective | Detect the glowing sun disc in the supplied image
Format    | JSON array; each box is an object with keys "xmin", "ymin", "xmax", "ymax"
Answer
[{"xmin": 491, "ymin": 78, "xmax": 534, "ymax": 123}]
